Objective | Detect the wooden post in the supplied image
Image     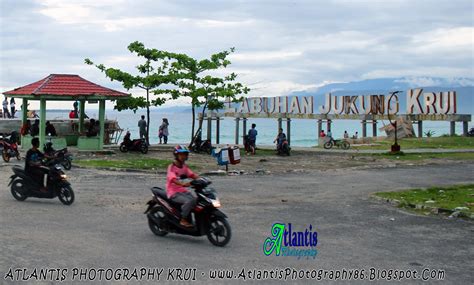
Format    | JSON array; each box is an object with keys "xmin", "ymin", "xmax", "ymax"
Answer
[
  {"xmin": 450, "ymin": 121, "xmax": 455, "ymax": 136},
  {"xmin": 286, "ymin": 118, "xmax": 291, "ymax": 145},
  {"xmin": 463, "ymin": 121, "xmax": 468, "ymax": 136},
  {"xmin": 235, "ymin": 118, "xmax": 240, "ymax": 145},
  {"xmin": 216, "ymin": 117, "xmax": 220, "ymax": 144},
  {"xmin": 207, "ymin": 114, "xmax": 212, "ymax": 142},
  {"xmin": 418, "ymin": 120, "xmax": 423, "ymax": 138},
  {"xmin": 21, "ymin": 98, "xmax": 27, "ymax": 125},
  {"xmin": 361, "ymin": 120, "xmax": 367, "ymax": 138},
  {"xmin": 372, "ymin": 120, "xmax": 377, "ymax": 137},
  {"xmin": 98, "ymin": 100, "xmax": 105, "ymax": 149}
]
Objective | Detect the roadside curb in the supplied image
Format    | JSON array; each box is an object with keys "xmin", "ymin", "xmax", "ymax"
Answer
[{"xmin": 371, "ymin": 195, "xmax": 474, "ymax": 220}]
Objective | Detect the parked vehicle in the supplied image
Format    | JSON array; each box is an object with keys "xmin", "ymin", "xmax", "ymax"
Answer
[
  {"xmin": 144, "ymin": 177, "xmax": 231, "ymax": 247},
  {"xmin": 8, "ymin": 164, "xmax": 74, "ymax": 205},
  {"xmin": 190, "ymin": 130, "xmax": 212, "ymax": 154},
  {"xmin": 468, "ymin": 128, "xmax": 474, "ymax": 137},
  {"xmin": 43, "ymin": 142, "xmax": 73, "ymax": 170},
  {"xmin": 120, "ymin": 131, "xmax": 148, "ymax": 154},
  {"xmin": 1, "ymin": 131, "xmax": 20, "ymax": 162},
  {"xmin": 323, "ymin": 139, "xmax": 350, "ymax": 150},
  {"xmin": 243, "ymin": 135, "xmax": 255, "ymax": 154},
  {"xmin": 276, "ymin": 139, "xmax": 291, "ymax": 156}
]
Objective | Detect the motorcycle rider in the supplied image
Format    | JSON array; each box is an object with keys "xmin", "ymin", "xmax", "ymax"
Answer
[
  {"xmin": 273, "ymin": 128, "xmax": 287, "ymax": 151},
  {"xmin": 166, "ymin": 145, "xmax": 199, "ymax": 228},
  {"xmin": 25, "ymin": 137, "xmax": 48, "ymax": 192}
]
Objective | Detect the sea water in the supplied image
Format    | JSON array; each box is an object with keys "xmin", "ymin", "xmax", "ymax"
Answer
[{"xmin": 45, "ymin": 109, "xmax": 470, "ymax": 147}]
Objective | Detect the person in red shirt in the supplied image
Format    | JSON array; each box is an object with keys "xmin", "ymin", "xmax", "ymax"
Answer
[{"xmin": 166, "ymin": 145, "xmax": 199, "ymax": 227}]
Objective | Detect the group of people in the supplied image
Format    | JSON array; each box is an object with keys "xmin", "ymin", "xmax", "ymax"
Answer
[
  {"xmin": 20, "ymin": 119, "xmax": 57, "ymax": 137},
  {"xmin": 2, "ymin": 97, "xmax": 16, "ymax": 118},
  {"xmin": 243, "ymin": 123, "xmax": 289, "ymax": 155},
  {"xmin": 138, "ymin": 116, "xmax": 169, "ymax": 144}
]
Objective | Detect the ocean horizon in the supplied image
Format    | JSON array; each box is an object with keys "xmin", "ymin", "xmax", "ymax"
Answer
[{"xmin": 42, "ymin": 108, "xmax": 471, "ymax": 147}]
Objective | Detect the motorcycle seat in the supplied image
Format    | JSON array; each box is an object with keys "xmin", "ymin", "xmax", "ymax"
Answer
[{"xmin": 151, "ymin": 187, "xmax": 182, "ymax": 209}]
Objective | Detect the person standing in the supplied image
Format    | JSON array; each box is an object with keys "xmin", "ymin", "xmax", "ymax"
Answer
[
  {"xmin": 10, "ymin": 98, "xmax": 16, "ymax": 118},
  {"xmin": 2, "ymin": 97, "xmax": 9, "ymax": 118},
  {"xmin": 138, "ymin": 115, "xmax": 147, "ymax": 140},
  {"xmin": 248, "ymin": 123, "xmax": 258, "ymax": 155},
  {"xmin": 159, "ymin": 118, "xmax": 169, "ymax": 144},
  {"xmin": 343, "ymin": 130, "xmax": 349, "ymax": 139}
]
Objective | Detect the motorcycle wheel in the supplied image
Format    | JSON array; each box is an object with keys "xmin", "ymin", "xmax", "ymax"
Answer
[
  {"xmin": 148, "ymin": 207, "xmax": 168, "ymax": 236},
  {"xmin": 140, "ymin": 144, "xmax": 148, "ymax": 154},
  {"xmin": 207, "ymin": 216, "xmax": 231, "ymax": 247},
  {"xmin": 62, "ymin": 159, "xmax": 72, "ymax": 170},
  {"xmin": 2, "ymin": 150, "xmax": 10, "ymax": 162},
  {"xmin": 11, "ymin": 179, "xmax": 27, "ymax": 201},
  {"xmin": 284, "ymin": 145, "xmax": 291, "ymax": 156},
  {"xmin": 58, "ymin": 185, "xmax": 75, "ymax": 205},
  {"xmin": 341, "ymin": 141, "xmax": 350, "ymax": 150},
  {"xmin": 119, "ymin": 144, "xmax": 128, "ymax": 153},
  {"xmin": 323, "ymin": 141, "xmax": 333, "ymax": 149}
]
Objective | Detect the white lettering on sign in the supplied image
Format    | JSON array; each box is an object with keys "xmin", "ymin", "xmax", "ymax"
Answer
[{"xmin": 226, "ymin": 89, "xmax": 457, "ymax": 115}]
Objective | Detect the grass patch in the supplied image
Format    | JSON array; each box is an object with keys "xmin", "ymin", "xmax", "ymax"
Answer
[
  {"xmin": 75, "ymin": 158, "xmax": 175, "ymax": 170},
  {"xmin": 375, "ymin": 184, "xmax": 474, "ymax": 216},
  {"xmin": 369, "ymin": 152, "xmax": 474, "ymax": 161},
  {"xmin": 352, "ymin": 136, "xmax": 474, "ymax": 150}
]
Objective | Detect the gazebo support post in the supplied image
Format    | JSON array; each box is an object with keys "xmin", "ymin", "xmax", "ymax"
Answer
[
  {"xmin": 39, "ymin": 98, "xmax": 46, "ymax": 148},
  {"xmin": 21, "ymin": 98, "xmax": 28, "ymax": 126},
  {"xmin": 98, "ymin": 100, "xmax": 105, "ymax": 149},
  {"xmin": 79, "ymin": 100, "xmax": 86, "ymax": 133}
]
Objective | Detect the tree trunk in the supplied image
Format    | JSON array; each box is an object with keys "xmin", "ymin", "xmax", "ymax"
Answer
[{"xmin": 190, "ymin": 104, "xmax": 195, "ymax": 146}]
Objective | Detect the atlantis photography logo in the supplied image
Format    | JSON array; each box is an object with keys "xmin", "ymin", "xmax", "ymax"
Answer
[{"xmin": 263, "ymin": 223, "xmax": 318, "ymax": 260}]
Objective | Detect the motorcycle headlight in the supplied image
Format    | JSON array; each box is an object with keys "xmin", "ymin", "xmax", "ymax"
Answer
[
  {"xmin": 210, "ymin": 198, "xmax": 221, "ymax": 208},
  {"xmin": 60, "ymin": 174, "xmax": 67, "ymax": 179}
]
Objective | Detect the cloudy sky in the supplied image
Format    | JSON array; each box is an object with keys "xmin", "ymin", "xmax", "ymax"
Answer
[{"xmin": 1, "ymin": 0, "xmax": 473, "ymax": 109}]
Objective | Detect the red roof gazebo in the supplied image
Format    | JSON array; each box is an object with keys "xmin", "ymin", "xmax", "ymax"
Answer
[{"xmin": 3, "ymin": 74, "xmax": 130, "ymax": 150}]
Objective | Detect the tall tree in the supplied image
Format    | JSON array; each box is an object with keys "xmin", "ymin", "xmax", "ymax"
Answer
[
  {"xmin": 85, "ymin": 41, "xmax": 180, "ymax": 144},
  {"xmin": 172, "ymin": 48, "xmax": 249, "ymax": 146}
]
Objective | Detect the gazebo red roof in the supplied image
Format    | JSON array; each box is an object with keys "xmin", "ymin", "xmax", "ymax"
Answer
[{"xmin": 3, "ymin": 74, "xmax": 130, "ymax": 98}]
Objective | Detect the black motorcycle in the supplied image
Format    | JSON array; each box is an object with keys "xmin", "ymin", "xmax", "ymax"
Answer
[
  {"xmin": 144, "ymin": 178, "xmax": 231, "ymax": 247},
  {"xmin": 468, "ymin": 128, "xmax": 474, "ymax": 137},
  {"xmin": 120, "ymin": 131, "xmax": 148, "ymax": 154},
  {"xmin": 8, "ymin": 165, "xmax": 75, "ymax": 205},
  {"xmin": 190, "ymin": 130, "xmax": 212, "ymax": 154},
  {"xmin": 44, "ymin": 142, "xmax": 73, "ymax": 170}
]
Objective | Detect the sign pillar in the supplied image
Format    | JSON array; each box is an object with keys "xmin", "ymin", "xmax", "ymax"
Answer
[
  {"xmin": 278, "ymin": 118, "xmax": 282, "ymax": 131},
  {"xmin": 372, "ymin": 120, "xmax": 377, "ymax": 137},
  {"xmin": 317, "ymin": 120, "xmax": 322, "ymax": 137},
  {"xmin": 242, "ymin": 118, "xmax": 247, "ymax": 141},
  {"xmin": 463, "ymin": 121, "xmax": 468, "ymax": 136},
  {"xmin": 327, "ymin": 119, "xmax": 332, "ymax": 132},
  {"xmin": 207, "ymin": 114, "xmax": 212, "ymax": 142},
  {"xmin": 287, "ymin": 118, "xmax": 291, "ymax": 145},
  {"xmin": 450, "ymin": 121, "xmax": 455, "ymax": 136},
  {"xmin": 418, "ymin": 121, "xmax": 423, "ymax": 137},
  {"xmin": 235, "ymin": 118, "xmax": 240, "ymax": 145},
  {"xmin": 216, "ymin": 117, "xmax": 220, "ymax": 144},
  {"xmin": 361, "ymin": 120, "xmax": 367, "ymax": 138}
]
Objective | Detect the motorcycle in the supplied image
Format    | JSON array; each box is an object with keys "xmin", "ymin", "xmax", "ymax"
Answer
[
  {"xmin": 190, "ymin": 130, "xmax": 212, "ymax": 154},
  {"xmin": 276, "ymin": 139, "xmax": 291, "ymax": 156},
  {"xmin": 43, "ymin": 142, "xmax": 73, "ymax": 170},
  {"xmin": 144, "ymin": 177, "xmax": 232, "ymax": 247},
  {"xmin": 468, "ymin": 128, "xmax": 474, "ymax": 137},
  {"xmin": 8, "ymin": 164, "xmax": 75, "ymax": 205},
  {"xmin": 243, "ymin": 135, "xmax": 255, "ymax": 154},
  {"xmin": 119, "ymin": 131, "xmax": 148, "ymax": 154},
  {"xmin": 1, "ymin": 131, "xmax": 20, "ymax": 162},
  {"xmin": 323, "ymin": 138, "xmax": 350, "ymax": 150}
]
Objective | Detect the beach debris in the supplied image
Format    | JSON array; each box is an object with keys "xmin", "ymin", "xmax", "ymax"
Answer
[
  {"xmin": 425, "ymin": 200, "xmax": 435, "ymax": 204},
  {"xmin": 453, "ymin": 206, "xmax": 469, "ymax": 211},
  {"xmin": 389, "ymin": 218, "xmax": 395, "ymax": 221}
]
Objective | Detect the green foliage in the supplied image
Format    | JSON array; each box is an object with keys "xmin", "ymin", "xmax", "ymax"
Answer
[
  {"xmin": 375, "ymin": 184, "xmax": 474, "ymax": 216},
  {"xmin": 170, "ymin": 47, "xmax": 249, "ymax": 143}
]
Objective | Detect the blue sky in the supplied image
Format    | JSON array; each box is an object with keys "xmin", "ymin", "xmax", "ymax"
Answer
[{"xmin": 1, "ymin": 0, "xmax": 473, "ymax": 109}]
